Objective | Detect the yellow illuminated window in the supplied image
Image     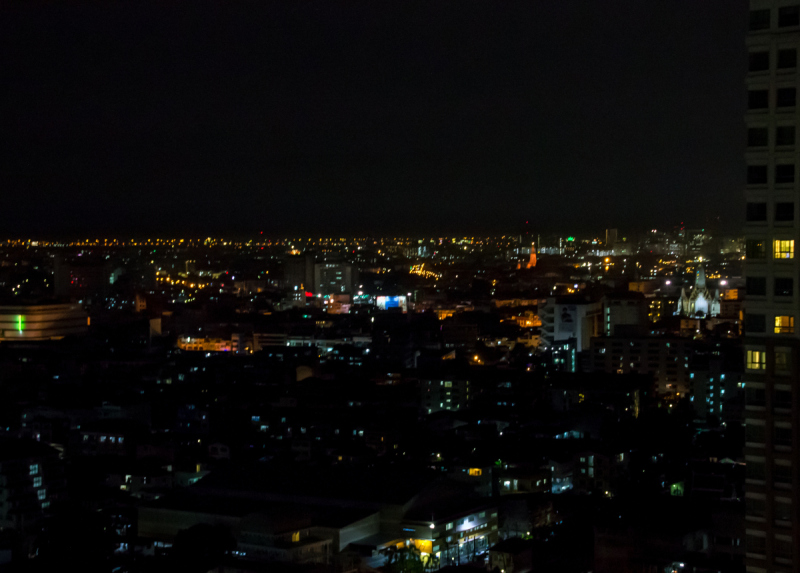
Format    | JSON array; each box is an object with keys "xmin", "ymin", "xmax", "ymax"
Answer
[
  {"xmin": 292, "ymin": 531, "xmax": 300, "ymax": 542},
  {"xmin": 468, "ymin": 468, "xmax": 482, "ymax": 476},
  {"xmin": 775, "ymin": 316, "xmax": 795, "ymax": 334},
  {"xmin": 774, "ymin": 240, "xmax": 795, "ymax": 259},
  {"xmin": 747, "ymin": 350, "xmax": 766, "ymax": 370}
]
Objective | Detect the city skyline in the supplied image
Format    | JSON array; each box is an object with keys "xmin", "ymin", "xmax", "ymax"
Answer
[{"xmin": 0, "ymin": 2, "xmax": 765, "ymax": 571}]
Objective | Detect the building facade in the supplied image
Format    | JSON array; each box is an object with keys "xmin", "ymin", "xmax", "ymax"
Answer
[
  {"xmin": 421, "ymin": 378, "xmax": 471, "ymax": 415},
  {"xmin": 0, "ymin": 304, "xmax": 88, "ymax": 341},
  {"xmin": 744, "ymin": 2, "xmax": 800, "ymax": 570},
  {"xmin": 0, "ymin": 439, "xmax": 65, "ymax": 551},
  {"xmin": 539, "ymin": 296, "xmax": 601, "ymax": 353}
]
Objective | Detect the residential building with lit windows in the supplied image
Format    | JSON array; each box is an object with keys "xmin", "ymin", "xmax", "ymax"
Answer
[
  {"xmin": 448, "ymin": 466, "xmax": 493, "ymax": 497},
  {"xmin": 0, "ymin": 439, "xmax": 65, "ymax": 551},
  {"xmin": 75, "ymin": 420, "xmax": 144, "ymax": 457},
  {"xmin": 177, "ymin": 335, "xmax": 233, "ymax": 352},
  {"xmin": 539, "ymin": 296, "xmax": 601, "ymax": 353},
  {"xmin": 421, "ymin": 378, "xmax": 471, "ymax": 415},
  {"xmin": 601, "ymin": 292, "xmax": 647, "ymax": 335},
  {"xmin": 572, "ymin": 449, "xmax": 628, "ymax": 496},
  {"xmin": 745, "ymin": 2, "xmax": 800, "ymax": 570},
  {"xmin": 590, "ymin": 336, "xmax": 694, "ymax": 397},
  {"xmin": 497, "ymin": 467, "xmax": 551, "ymax": 496},
  {"xmin": 647, "ymin": 296, "xmax": 678, "ymax": 323},
  {"xmin": 590, "ymin": 336, "xmax": 744, "ymax": 419},
  {"xmin": 314, "ymin": 262, "xmax": 356, "ymax": 295}
]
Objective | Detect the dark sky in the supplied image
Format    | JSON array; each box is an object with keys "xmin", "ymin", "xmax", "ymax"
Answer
[{"xmin": 1, "ymin": 1, "xmax": 747, "ymax": 238}]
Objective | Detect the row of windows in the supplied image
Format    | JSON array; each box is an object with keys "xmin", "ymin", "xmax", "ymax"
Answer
[
  {"xmin": 745, "ymin": 314, "xmax": 795, "ymax": 335},
  {"xmin": 596, "ymin": 350, "xmax": 683, "ymax": 358},
  {"xmin": 745, "ymin": 534, "xmax": 793, "ymax": 560},
  {"xmin": 745, "ymin": 424, "xmax": 792, "ymax": 446},
  {"xmin": 750, "ymin": 6, "xmax": 800, "ymax": 31},
  {"xmin": 746, "ymin": 387, "xmax": 792, "ymax": 406},
  {"xmin": 748, "ymin": 48, "xmax": 798, "ymax": 72},
  {"xmin": 746, "ymin": 461, "xmax": 793, "ymax": 484},
  {"xmin": 746, "ymin": 164, "xmax": 796, "ymax": 185},
  {"xmin": 746, "ymin": 497, "xmax": 792, "ymax": 521},
  {"xmin": 746, "ymin": 239, "xmax": 795, "ymax": 259},
  {"xmin": 748, "ymin": 125, "xmax": 795, "ymax": 147},
  {"xmin": 746, "ymin": 202, "xmax": 794, "ymax": 222},
  {"xmin": 748, "ymin": 87, "xmax": 796, "ymax": 110},
  {"xmin": 82, "ymin": 434, "xmax": 125, "ymax": 444},
  {"xmin": 746, "ymin": 349, "xmax": 792, "ymax": 371},
  {"xmin": 598, "ymin": 341, "xmax": 678, "ymax": 349},
  {"xmin": 746, "ymin": 275, "xmax": 794, "ymax": 297}
]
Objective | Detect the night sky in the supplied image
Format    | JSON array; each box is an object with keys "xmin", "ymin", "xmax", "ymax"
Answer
[{"xmin": 1, "ymin": 1, "xmax": 747, "ymax": 238}]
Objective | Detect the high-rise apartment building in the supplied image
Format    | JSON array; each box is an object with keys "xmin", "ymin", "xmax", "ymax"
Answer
[
  {"xmin": 314, "ymin": 262, "xmax": 356, "ymax": 295},
  {"xmin": 745, "ymin": 2, "xmax": 800, "ymax": 571}
]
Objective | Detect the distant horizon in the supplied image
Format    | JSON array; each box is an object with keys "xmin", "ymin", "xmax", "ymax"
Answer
[{"xmin": 1, "ymin": 226, "xmax": 744, "ymax": 244}]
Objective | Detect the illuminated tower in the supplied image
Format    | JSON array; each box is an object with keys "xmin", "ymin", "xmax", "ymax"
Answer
[
  {"xmin": 744, "ymin": 2, "xmax": 800, "ymax": 570},
  {"xmin": 516, "ymin": 243, "xmax": 536, "ymax": 269},
  {"xmin": 517, "ymin": 220, "xmax": 536, "ymax": 269}
]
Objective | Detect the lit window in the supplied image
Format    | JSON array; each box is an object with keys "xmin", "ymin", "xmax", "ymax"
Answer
[
  {"xmin": 446, "ymin": 523, "xmax": 453, "ymax": 530},
  {"xmin": 29, "ymin": 464, "xmax": 39, "ymax": 476},
  {"xmin": 775, "ymin": 316, "xmax": 795, "ymax": 334},
  {"xmin": 292, "ymin": 531, "xmax": 300, "ymax": 542},
  {"xmin": 774, "ymin": 239, "xmax": 795, "ymax": 259},
  {"xmin": 33, "ymin": 477, "xmax": 42, "ymax": 488},
  {"xmin": 37, "ymin": 489, "xmax": 46, "ymax": 501},
  {"xmin": 747, "ymin": 349, "xmax": 765, "ymax": 369},
  {"xmin": 468, "ymin": 468, "xmax": 482, "ymax": 476}
]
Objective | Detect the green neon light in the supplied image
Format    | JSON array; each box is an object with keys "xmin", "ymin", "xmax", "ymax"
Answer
[
  {"xmin": 567, "ymin": 236, "xmax": 575, "ymax": 242},
  {"xmin": 17, "ymin": 315, "xmax": 23, "ymax": 333}
]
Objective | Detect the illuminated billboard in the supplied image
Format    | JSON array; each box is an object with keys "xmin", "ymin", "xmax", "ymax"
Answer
[{"xmin": 376, "ymin": 295, "xmax": 407, "ymax": 312}]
